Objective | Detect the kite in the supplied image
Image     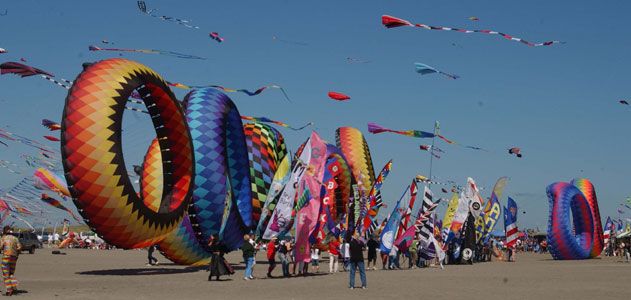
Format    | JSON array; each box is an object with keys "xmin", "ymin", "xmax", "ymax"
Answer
[
  {"xmin": 0, "ymin": 62, "xmax": 53, "ymax": 77},
  {"xmin": 89, "ymin": 45, "xmax": 206, "ymax": 60},
  {"xmin": 441, "ymin": 188, "xmax": 448, "ymax": 193},
  {"xmin": 508, "ymin": 147, "xmax": 522, "ymax": 157},
  {"xmin": 243, "ymin": 123, "xmax": 288, "ymax": 225},
  {"xmin": 241, "ymin": 116, "xmax": 312, "ymax": 131},
  {"xmin": 43, "ymin": 135, "xmax": 60, "ymax": 142},
  {"xmin": 546, "ymin": 179, "xmax": 603, "ymax": 260},
  {"xmin": 139, "ymin": 140, "xmax": 211, "ymax": 266},
  {"xmin": 0, "ymin": 61, "xmax": 75, "ymax": 90},
  {"xmin": 328, "ymin": 91, "xmax": 351, "ymax": 101},
  {"xmin": 180, "ymin": 87, "xmax": 255, "ymax": 250},
  {"xmin": 0, "ymin": 160, "xmax": 21, "ymax": 174},
  {"xmin": 381, "ymin": 15, "xmax": 564, "ymax": 47},
  {"xmin": 33, "ymin": 167, "xmax": 70, "ymax": 198},
  {"xmin": 169, "ymin": 82, "xmax": 291, "ymax": 102},
  {"xmin": 0, "ymin": 128, "xmax": 56, "ymax": 153},
  {"xmin": 415, "ymin": 63, "xmax": 459, "ymax": 80},
  {"xmin": 368, "ymin": 122, "xmax": 434, "ymax": 138},
  {"xmin": 209, "ymin": 32, "xmax": 224, "ymax": 43},
  {"xmin": 137, "ymin": 1, "xmax": 200, "ymax": 29},
  {"xmin": 40, "ymin": 194, "xmax": 81, "ymax": 222},
  {"xmin": 469, "ymin": 16, "xmax": 479, "ymax": 21},
  {"xmin": 101, "ymin": 40, "xmax": 114, "ymax": 44},
  {"xmin": 419, "ymin": 144, "xmax": 444, "ymax": 153},
  {"xmin": 619, "ymin": 100, "xmax": 629, "ymax": 105},
  {"xmin": 62, "ymin": 58, "xmax": 195, "ymax": 249},
  {"xmin": 42, "ymin": 119, "xmax": 61, "ymax": 131},
  {"xmin": 0, "ymin": 48, "xmax": 6, "ymax": 54},
  {"xmin": 19, "ymin": 58, "xmax": 26, "ymax": 62},
  {"xmin": 347, "ymin": 57, "xmax": 371, "ymax": 64},
  {"xmin": 419, "ymin": 144, "xmax": 443, "ymax": 159},
  {"xmin": 272, "ymin": 36, "xmax": 308, "ymax": 46}
]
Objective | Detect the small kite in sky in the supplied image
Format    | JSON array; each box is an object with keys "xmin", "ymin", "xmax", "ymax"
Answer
[
  {"xmin": 272, "ymin": 36, "xmax": 308, "ymax": 46},
  {"xmin": 0, "ymin": 48, "xmax": 6, "ymax": 54},
  {"xmin": 209, "ymin": 32, "xmax": 224, "ymax": 43},
  {"xmin": 43, "ymin": 136, "xmax": 60, "ymax": 142},
  {"xmin": 328, "ymin": 91, "xmax": 350, "ymax": 101},
  {"xmin": 381, "ymin": 15, "xmax": 564, "ymax": 47},
  {"xmin": 468, "ymin": 16, "xmax": 479, "ymax": 21},
  {"xmin": 40, "ymin": 193, "xmax": 81, "ymax": 222},
  {"xmin": 42, "ymin": 119, "xmax": 61, "ymax": 131},
  {"xmin": 420, "ymin": 144, "xmax": 442, "ymax": 159},
  {"xmin": 241, "ymin": 116, "xmax": 313, "ymax": 131},
  {"xmin": 619, "ymin": 100, "xmax": 629, "ymax": 105},
  {"xmin": 508, "ymin": 147, "xmax": 522, "ymax": 158},
  {"xmin": 347, "ymin": 57, "xmax": 371, "ymax": 64},
  {"xmin": 137, "ymin": 1, "xmax": 199, "ymax": 29},
  {"xmin": 368, "ymin": 122, "xmax": 485, "ymax": 151},
  {"xmin": 368, "ymin": 122, "xmax": 434, "ymax": 138},
  {"xmin": 420, "ymin": 144, "xmax": 445, "ymax": 153},
  {"xmin": 0, "ymin": 62, "xmax": 54, "ymax": 77},
  {"xmin": 89, "ymin": 45, "xmax": 206, "ymax": 60},
  {"xmin": 415, "ymin": 62, "xmax": 459, "ymax": 80},
  {"xmin": 168, "ymin": 82, "xmax": 291, "ymax": 102}
]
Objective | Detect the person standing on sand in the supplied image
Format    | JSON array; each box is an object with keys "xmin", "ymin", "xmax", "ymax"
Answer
[
  {"xmin": 208, "ymin": 235, "xmax": 233, "ymax": 281},
  {"xmin": 328, "ymin": 237, "xmax": 340, "ymax": 273},
  {"xmin": 409, "ymin": 238, "xmax": 418, "ymax": 269},
  {"xmin": 310, "ymin": 245, "xmax": 320, "ymax": 273},
  {"xmin": 278, "ymin": 240, "xmax": 290, "ymax": 277},
  {"xmin": 366, "ymin": 236, "xmax": 378, "ymax": 270},
  {"xmin": 348, "ymin": 233, "xmax": 366, "ymax": 289},
  {"xmin": 1, "ymin": 226, "xmax": 21, "ymax": 296},
  {"xmin": 266, "ymin": 237, "xmax": 278, "ymax": 278},
  {"xmin": 146, "ymin": 244, "xmax": 158, "ymax": 266},
  {"xmin": 241, "ymin": 234, "xmax": 256, "ymax": 280},
  {"xmin": 342, "ymin": 240, "xmax": 350, "ymax": 271}
]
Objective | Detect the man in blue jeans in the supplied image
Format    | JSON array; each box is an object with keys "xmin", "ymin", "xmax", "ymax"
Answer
[
  {"xmin": 348, "ymin": 233, "xmax": 366, "ymax": 289},
  {"xmin": 241, "ymin": 234, "xmax": 256, "ymax": 280}
]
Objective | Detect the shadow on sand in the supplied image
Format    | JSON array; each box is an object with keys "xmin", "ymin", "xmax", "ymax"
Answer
[{"xmin": 77, "ymin": 266, "xmax": 205, "ymax": 276}]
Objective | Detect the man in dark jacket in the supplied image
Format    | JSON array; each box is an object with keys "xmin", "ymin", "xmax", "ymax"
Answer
[
  {"xmin": 241, "ymin": 234, "xmax": 256, "ymax": 280},
  {"xmin": 348, "ymin": 233, "xmax": 366, "ymax": 289}
]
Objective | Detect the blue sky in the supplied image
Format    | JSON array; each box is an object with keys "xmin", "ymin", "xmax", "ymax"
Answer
[{"xmin": 1, "ymin": 0, "xmax": 630, "ymax": 230}]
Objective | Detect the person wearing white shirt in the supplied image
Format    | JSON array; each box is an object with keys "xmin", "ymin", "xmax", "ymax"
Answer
[
  {"xmin": 342, "ymin": 241, "xmax": 350, "ymax": 271},
  {"xmin": 310, "ymin": 246, "xmax": 320, "ymax": 273}
]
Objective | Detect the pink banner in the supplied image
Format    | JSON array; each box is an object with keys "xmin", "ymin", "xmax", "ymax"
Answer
[{"xmin": 294, "ymin": 132, "xmax": 327, "ymax": 262}]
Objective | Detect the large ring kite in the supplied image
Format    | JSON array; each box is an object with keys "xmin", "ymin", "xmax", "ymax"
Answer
[
  {"xmin": 61, "ymin": 58, "xmax": 194, "ymax": 249},
  {"xmin": 141, "ymin": 139, "xmax": 211, "ymax": 266},
  {"xmin": 546, "ymin": 179, "xmax": 602, "ymax": 260},
  {"xmin": 182, "ymin": 88, "xmax": 252, "ymax": 250}
]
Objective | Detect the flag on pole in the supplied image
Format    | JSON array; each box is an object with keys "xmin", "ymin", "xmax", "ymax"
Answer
[{"xmin": 504, "ymin": 197, "xmax": 518, "ymax": 248}]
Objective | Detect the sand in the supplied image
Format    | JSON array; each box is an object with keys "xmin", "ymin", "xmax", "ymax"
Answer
[{"xmin": 10, "ymin": 248, "xmax": 630, "ymax": 299}]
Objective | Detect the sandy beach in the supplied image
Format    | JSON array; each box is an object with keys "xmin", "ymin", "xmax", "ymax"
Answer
[{"xmin": 10, "ymin": 249, "xmax": 630, "ymax": 300}]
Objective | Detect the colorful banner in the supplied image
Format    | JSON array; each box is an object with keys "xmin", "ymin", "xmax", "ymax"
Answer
[
  {"xmin": 441, "ymin": 192, "xmax": 459, "ymax": 240},
  {"xmin": 379, "ymin": 185, "xmax": 408, "ymax": 254},
  {"xmin": 263, "ymin": 138, "xmax": 311, "ymax": 239},
  {"xmin": 504, "ymin": 197, "xmax": 519, "ymax": 248},
  {"xmin": 295, "ymin": 132, "xmax": 327, "ymax": 262}
]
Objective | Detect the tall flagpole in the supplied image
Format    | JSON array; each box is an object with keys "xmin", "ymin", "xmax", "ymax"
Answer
[{"xmin": 428, "ymin": 121, "xmax": 439, "ymax": 186}]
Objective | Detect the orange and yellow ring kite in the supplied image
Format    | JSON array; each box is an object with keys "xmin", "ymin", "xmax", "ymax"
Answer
[{"xmin": 61, "ymin": 58, "xmax": 194, "ymax": 249}]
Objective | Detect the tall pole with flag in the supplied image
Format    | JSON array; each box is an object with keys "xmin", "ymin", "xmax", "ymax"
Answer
[{"xmin": 428, "ymin": 121, "xmax": 439, "ymax": 185}]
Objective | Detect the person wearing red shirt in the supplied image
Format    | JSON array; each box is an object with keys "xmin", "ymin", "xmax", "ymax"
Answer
[
  {"xmin": 266, "ymin": 237, "xmax": 278, "ymax": 278},
  {"xmin": 328, "ymin": 237, "xmax": 341, "ymax": 273}
]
